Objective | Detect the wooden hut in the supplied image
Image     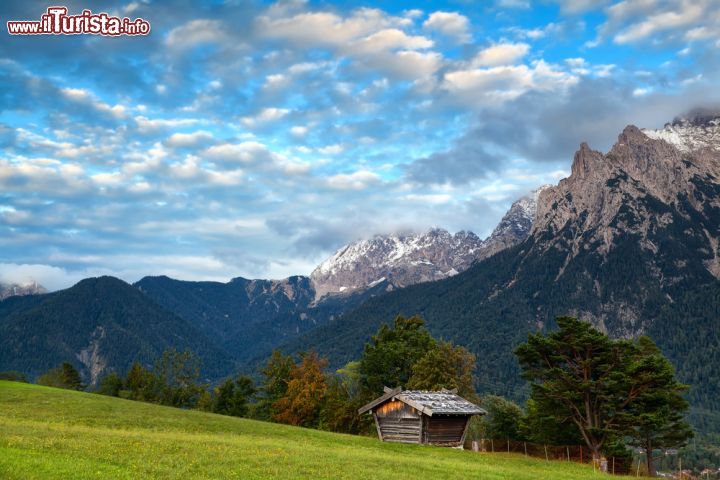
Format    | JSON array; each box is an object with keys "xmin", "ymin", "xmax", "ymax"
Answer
[{"xmin": 358, "ymin": 387, "xmax": 486, "ymax": 447}]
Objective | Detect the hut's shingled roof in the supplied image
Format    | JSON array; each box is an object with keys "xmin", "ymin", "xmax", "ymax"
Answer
[
  {"xmin": 398, "ymin": 390, "xmax": 486, "ymax": 416},
  {"xmin": 359, "ymin": 388, "xmax": 486, "ymax": 416}
]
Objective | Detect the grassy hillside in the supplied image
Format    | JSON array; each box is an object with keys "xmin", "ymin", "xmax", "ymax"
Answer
[{"xmin": 0, "ymin": 381, "xmax": 640, "ymax": 479}]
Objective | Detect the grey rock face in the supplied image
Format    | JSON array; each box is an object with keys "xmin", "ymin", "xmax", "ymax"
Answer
[
  {"xmin": 530, "ymin": 119, "xmax": 720, "ymax": 334},
  {"xmin": 0, "ymin": 281, "xmax": 46, "ymax": 300},
  {"xmin": 482, "ymin": 185, "xmax": 551, "ymax": 258}
]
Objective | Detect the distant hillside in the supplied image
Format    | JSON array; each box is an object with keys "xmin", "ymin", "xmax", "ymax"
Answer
[
  {"xmin": 135, "ymin": 274, "xmax": 393, "ymax": 364},
  {"xmin": 0, "ymin": 276, "xmax": 233, "ymax": 384}
]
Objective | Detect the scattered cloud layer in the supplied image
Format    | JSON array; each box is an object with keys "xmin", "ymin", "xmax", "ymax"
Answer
[{"xmin": 1, "ymin": 0, "xmax": 719, "ymax": 289}]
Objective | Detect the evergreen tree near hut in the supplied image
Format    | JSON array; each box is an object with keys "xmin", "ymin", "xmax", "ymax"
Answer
[{"xmin": 515, "ymin": 316, "xmax": 692, "ymax": 466}]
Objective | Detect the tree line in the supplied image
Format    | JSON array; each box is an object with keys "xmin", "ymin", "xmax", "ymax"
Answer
[{"xmin": 1, "ymin": 315, "xmax": 693, "ymax": 477}]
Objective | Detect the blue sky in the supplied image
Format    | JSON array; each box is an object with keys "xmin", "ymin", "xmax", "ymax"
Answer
[{"xmin": 1, "ymin": 0, "xmax": 719, "ymax": 289}]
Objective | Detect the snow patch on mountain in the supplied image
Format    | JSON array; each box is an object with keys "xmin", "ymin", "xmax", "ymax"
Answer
[
  {"xmin": 310, "ymin": 185, "xmax": 551, "ymax": 299},
  {"xmin": 642, "ymin": 110, "xmax": 720, "ymax": 153}
]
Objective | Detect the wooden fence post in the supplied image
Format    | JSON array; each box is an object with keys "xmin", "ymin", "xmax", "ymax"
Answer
[
  {"xmin": 491, "ymin": 439, "xmax": 494, "ymax": 453},
  {"xmin": 612, "ymin": 456, "xmax": 615, "ymax": 475},
  {"xmin": 567, "ymin": 446, "xmax": 570, "ymax": 461},
  {"xmin": 544, "ymin": 445, "xmax": 548, "ymax": 462},
  {"xmin": 524, "ymin": 442, "xmax": 527, "ymax": 457},
  {"xmin": 507, "ymin": 439, "xmax": 510, "ymax": 453}
]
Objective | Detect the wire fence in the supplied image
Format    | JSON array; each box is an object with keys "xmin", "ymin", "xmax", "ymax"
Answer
[{"xmin": 468, "ymin": 439, "xmax": 634, "ymax": 475}]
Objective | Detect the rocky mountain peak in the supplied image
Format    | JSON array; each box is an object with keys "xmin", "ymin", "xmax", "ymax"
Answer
[
  {"xmin": 533, "ymin": 114, "xmax": 720, "ymax": 291},
  {"xmin": 309, "ymin": 228, "xmax": 486, "ymax": 299},
  {"xmin": 570, "ymin": 142, "xmax": 605, "ymax": 179},
  {"xmin": 482, "ymin": 185, "xmax": 550, "ymax": 258},
  {"xmin": 310, "ymin": 186, "xmax": 550, "ymax": 300}
]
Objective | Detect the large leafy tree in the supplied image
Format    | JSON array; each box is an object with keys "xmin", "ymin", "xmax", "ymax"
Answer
[
  {"xmin": 480, "ymin": 395, "xmax": 525, "ymax": 441},
  {"xmin": 273, "ymin": 352, "xmax": 328, "ymax": 427},
  {"xmin": 626, "ymin": 337, "xmax": 693, "ymax": 476},
  {"xmin": 520, "ymin": 398, "xmax": 583, "ymax": 445},
  {"xmin": 213, "ymin": 375, "xmax": 256, "ymax": 417},
  {"xmin": 37, "ymin": 362, "xmax": 84, "ymax": 391},
  {"xmin": 153, "ymin": 348, "xmax": 205, "ymax": 408},
  {"xmin": 359, "ymin": 315, "xmax": 436, "ymax": 395},
  {"xmin": 407, "ymin": 341, "xmax": 477, "ymax": 400},
  {"xmin": 255, "ymin": 350, "xmax": 294, "ymax": 421},
  {"xmin": 515, "ymin": 316, "xmax": 692, "ymax": 464},
  {"xmin": 319, "ymin": 362, "xmax": 371, "ymax": 434},
  {"xmin": 125, "ymin": 362, "xmax": 157, "ymax": 401}
]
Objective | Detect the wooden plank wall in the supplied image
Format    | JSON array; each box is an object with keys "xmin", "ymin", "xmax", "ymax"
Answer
[
  {"xmin": 424, "ymin": 416, "xmax": 468, "ymax": 446},
  {"xmin": 376, "ymin": 400, "xmax": 422, "ymax": 444}
]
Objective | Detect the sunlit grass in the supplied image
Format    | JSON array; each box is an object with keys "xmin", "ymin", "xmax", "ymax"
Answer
[{"xmin": 0, "ymin": 381, "xmax": 644, "ymax": 479}]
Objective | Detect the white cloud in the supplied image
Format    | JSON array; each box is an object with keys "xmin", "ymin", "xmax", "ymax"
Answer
[
  {"xmin": 164, "ymin": 130, "xmax": 214, "ymax": 148},
  {"xmin": 423, "ymin": 12, "xmax": 472, "ymax": 43},
  {"xmin": 258, "ymin": 8, "xmax": 402, "ymax": 47},
  {"xmin": 473, "ymin": 42, "xmax": 530, "ymax": 67},
  {"xmin": 403, "ymin": 193, "xmax": 452, "ymax": 204},
  {"xmin": 318, "ymin": 144, "xmax": 344, "ymax": 155},
  {"xmin": 326, "ymin": 170, "xmax": 380, "ymax": 190},
  {"xmin": 61, "ymin": 87, "xmax": 126, "ymax": 119},
  {"xmin": 165, "ymin": 19, "xmax": 229, "ymax": 49},
  {"xmin": 258, "ymin": 7, "xmax": 443, "ymax": 81},
  {"xmin": 241, "ymin": 108, "xmax": 290, "ymax": 127},
  {"xmin": 383, "ymin": 50, "xmax": 443, "ymax": 80},
  {"xmin": 350, "ymin": 29, "xmax": 434, "ymax": 54},
  {"xmin": 614, "ymin": 2, "xmax": 704, "ymax": 44},
  {"xmin": 0, "ymin": 263, "xmax": 87, "ymax": 291},
  {"xmin": 135, "ymin": 116, "xmax": 200, "ymax": 131},
  {"xmin": 264, "ymin": 73, "xmax": 289, "ymax": 89},
  {"xmin": 443, "ymin": 60, "xmax": 578, "ymax": 106},
  {"xmin": 290, "ymin": 126, "xmax": 309, "ymax": 137},
  {"xmin": 204, "ymin": 141, "xmax": 274, "ymax": 164}
]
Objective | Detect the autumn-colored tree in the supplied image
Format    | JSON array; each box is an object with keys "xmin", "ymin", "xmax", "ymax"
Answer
[{"xmin": 273, "ymin": 352, "xmax": 328, "ymax": 427}]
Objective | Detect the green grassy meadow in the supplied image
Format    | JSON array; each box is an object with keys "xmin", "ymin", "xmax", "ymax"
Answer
[{"xmin": 0, "ymin": 380, "xmax": 644, "ymax": 479}]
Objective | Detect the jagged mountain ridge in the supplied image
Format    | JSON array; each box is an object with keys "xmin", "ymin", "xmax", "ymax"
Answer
[{"xmin": 310, "ymin": 186, "xmax": 549, "ymax": 299}]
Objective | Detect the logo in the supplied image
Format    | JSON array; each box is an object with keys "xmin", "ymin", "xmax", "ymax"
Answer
[{"xmin": 7, "ymin": 6, "xmax": 151, "ymax": 36}]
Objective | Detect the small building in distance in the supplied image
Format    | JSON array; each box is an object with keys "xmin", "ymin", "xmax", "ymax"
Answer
[{"xmin": 358, "ymin": 387, "xmax": 486, "ymax": 447}]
